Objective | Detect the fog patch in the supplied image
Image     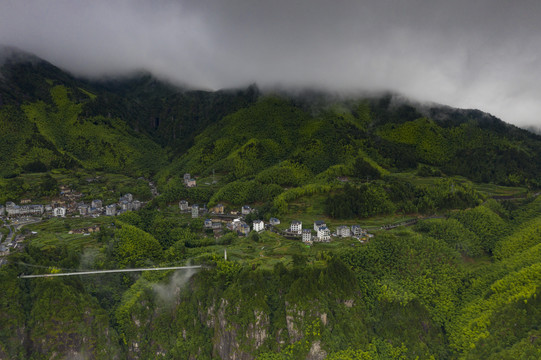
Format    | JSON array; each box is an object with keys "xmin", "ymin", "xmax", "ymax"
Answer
[
  {"xmin": 152, "ymin": 267, "xmax": 197, "ymax": 306},
  {"xmin": 79, "ymin": 248, "xmax": 102, "ymax": 271}
]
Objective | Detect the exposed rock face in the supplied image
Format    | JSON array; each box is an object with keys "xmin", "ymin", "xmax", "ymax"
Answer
[
  {"xmin": 210, "ymin": 299, "xmax": 270, "ymax": 360},
  {"xmin": 285, "ymin": 302, "xmax": 306, "ymax": 343},
  {"xmin": 126, "ymin": 305, "xmax": 151, "ymax": 359},
  {"xmin": 319, "ymin": 312, "xmax": 327, "ymax": 326},
  {"xmin": 246, "ymin": 310, "xmax": 268, "ymax": 348},
  {"xmin": 307, "ymin": 340, "xmax": 327, "ymax": 360}
]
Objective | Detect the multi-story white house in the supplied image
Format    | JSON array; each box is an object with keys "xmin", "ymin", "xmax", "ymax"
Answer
[
  {"xmin": 132, "ymin": 200, "xmax": 142, "ymax": 211},
  {"xmin": 53, "ymin": 207, "xmax": 66, "ymax": 217},
  {"xmin": 253, "ymin": 220, "xmax": 264, "ymax": 232},
  {"xmin": 242, "ymin": 205, "xmax": 252, "ymax": 215},
  {"xmin": 317, "ymin": 226, "xmax": 331, "ymax": 242},
  {"xmin": 179, "ymin": 200, "xmax": 189, "ymax": 211},
  {"xmin": 78, "ymin": 204, "xmax": 90, "ymax": 216},
  {"xmin": 192, "ymin": 204, "xmax": 199, "ymax": 218},
  {"xmin": 351, "ymin": 225, "xmax": 363, "ymax": 236},
  {"xmin": 290, "ymin": 220, "xmax": 302, "ymax": 234},
  {"xmin": 120, "ymin": 200, "xmax": 131, "ymax": 211},
  {"xmin": 105, "ymin": 204, "xmax": 116, "ymax": 216},
  {"xmin": 186, "ymin": 179, "xmax": 196, "ymax": 188},
  {"xmin": 314, "ymin": 220, "xmax": 326, "ymax": 231},
  {"xmin": 337, "ymin": 226, "xmax": 351, "ymax": 238},
  {"xmin": 91, "ymin": 199, "xmax": 102, "ymax": 209},
  {"xmin": 302, "ymin": 229, "xmax": 312, "ymax": 243}
]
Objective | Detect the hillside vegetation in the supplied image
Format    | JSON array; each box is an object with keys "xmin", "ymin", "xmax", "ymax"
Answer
[
  {"xmin": 1, "ymin": 50, "xmax": 541, "ymax": 359},
  {"xmin": 2, "ymin": 199, "xmax": 541, "ymax": 359}
]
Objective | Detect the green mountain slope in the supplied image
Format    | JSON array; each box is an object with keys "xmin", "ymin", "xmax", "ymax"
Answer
[
  {"xmin": 163, "ymin": 92, "xmax": 541, "ymax": 187},
  {"xmin": 1, "ymin": 50, "xmax": 541, "ymax": 360},
  {"xmin": 0, "ymin": 53, "xmax": 167, "ymax": 177},
  {"xmin": 3, "ymin": 199, "xmax": 540, "ymax": 359}
]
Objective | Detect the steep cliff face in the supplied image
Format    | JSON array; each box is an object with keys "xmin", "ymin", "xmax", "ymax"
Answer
[
  {"xmin": 285, "ymin": 301, "xmax": 329, "ymax": 360},
  {"xmin": 202, "ymin": 298, "xmax": 333, "ymax": 360},
  {"xmin": 28, "ymin": 281, "xmax": 122, "ymax": 360},
  {"xmin": 112, "ymin": 258, "xmax": 366, "ymax": 359},
  {"xmin": 209, "ymin": 299, "xmax": 270, "ymax": 360}
]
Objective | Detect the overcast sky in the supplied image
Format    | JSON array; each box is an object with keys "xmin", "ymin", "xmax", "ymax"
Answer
[{"xmin": 1, "ymin": 0, "xmax": 540, "ymax": 127}]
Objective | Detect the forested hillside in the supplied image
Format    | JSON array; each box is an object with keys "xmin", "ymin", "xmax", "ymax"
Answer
[
  {"xmin": 2, "ymin": 198, "xmax": 540, "ymax": 359},
  {"xmin": 1, "ymin": 49, "xmax": 541, "ymax": 359}
]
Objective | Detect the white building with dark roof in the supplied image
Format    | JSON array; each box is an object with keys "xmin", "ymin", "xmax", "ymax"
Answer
[
  {"xmin": 351, "ymin": 225, "xmax": 363, "ymax": 236},
  {"xmin": 290, "ymin": 220, "xmax": 302, "ymax": 234},
  {"xmin": 192, "ymin": 204, "xmax": 199, "ymax": 218},
  {"xmin": 105, "ymin": 204, "xmax": 116, "ymax": 216},
  {"xmin": 132, "ymin": 200, "xmax": 142, "ymax": 211},
  {"xmin": 253, "ymin": 220, "xmax": 264, "ymax": 232},
  {"xmin": 179, "ymin": 200, "xmax": 189, "ymax": 211},
  {"xmin": 120, "ymin": 200, "xmax": 131, "ymax": 211},
  {"xmin": 314, "ymin": 220, "xmax": 326, "ymax": 231},
  {"xmin": 302, "ymin": 229, "xmax": 312, "ymax": 243},
  {"xmin": 316, "ymin": 226, "xmax": 331, "ymax": 242},
  {"xmin": 337, "ymin": 226, "xmax": 351, "ymax": 238},
  {"xmin": 53, "ymin": 207, "xmax": 66, "ymax": 217},
  {"xmin": 242, "ymin": 205, "xmax": 252, "ymax": 215},
  {"xmin": 78, "ymin": 204, "xmax": 90, "ymax": 216}
]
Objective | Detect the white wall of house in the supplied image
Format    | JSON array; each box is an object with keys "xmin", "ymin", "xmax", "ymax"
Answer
[
  {"xmin": 317, "ymin": 226, "xmax": 330, "ymax": 241},
  {"xmin": 253, "ymin": 220, "xmax": 264, "ymax": 232},
  {"xmin": 291, "ymin": 221, "xmax": 302, "ymax": 234},
  {"xmin": 53, "ymin": 207, "xmax": 66, "ymax": 217}
]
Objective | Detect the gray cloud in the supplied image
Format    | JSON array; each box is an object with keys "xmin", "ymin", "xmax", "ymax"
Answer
[{"xmin": 1, "ymin": 0, "xmax": 540, "ymax": 127}]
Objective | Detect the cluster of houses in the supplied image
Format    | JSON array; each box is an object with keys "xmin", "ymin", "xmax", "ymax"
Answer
[
  {"xmin": 180, "ymin": 200, "xmax": 264, "ymax": 237},
  {"xmin": 179, "ymin": 200, "xmax": 258, "ymax": 219},
  {"xmin": 1, "ymin": 202, "xmax": 45, "ymax": 217},
  {"xmin": 289, "ymin": 220, "xmax": 369, "ymax": 244},
  {"xmin": 1, "ymin": 192, "xmax": 143, "ymax": 220},
  {"xmin": 178, "ymin": 199, "xmax": 371, "ymax": 243}
]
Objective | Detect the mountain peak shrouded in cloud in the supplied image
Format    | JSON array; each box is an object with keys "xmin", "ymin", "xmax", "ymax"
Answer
[{"xmin": 1, "ymin": 0, "xmax": 541, "ymax": 127}]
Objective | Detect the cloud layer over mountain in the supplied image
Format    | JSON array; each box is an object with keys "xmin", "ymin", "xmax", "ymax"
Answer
[{"xmin": 1, "ymin": 0, "xmax": 541, "ymax": 127}]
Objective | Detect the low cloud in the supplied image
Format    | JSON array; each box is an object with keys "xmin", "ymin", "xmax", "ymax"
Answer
[
  {"xmin": 1, "ymin": 0, "xmax": 541, "ymax": 127},
  {"xmin": 152, "ymin": 268, "xmax": 197, "ymax": 306}
]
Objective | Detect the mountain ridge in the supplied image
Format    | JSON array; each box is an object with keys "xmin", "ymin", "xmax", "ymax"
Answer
[
  {"xmin": 1, "ymin": 48, "xmax": 541, "ymax": 188},
  {"xmin": 1, "ymin": 49, "xmax": 541, "ymax": 360}
]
